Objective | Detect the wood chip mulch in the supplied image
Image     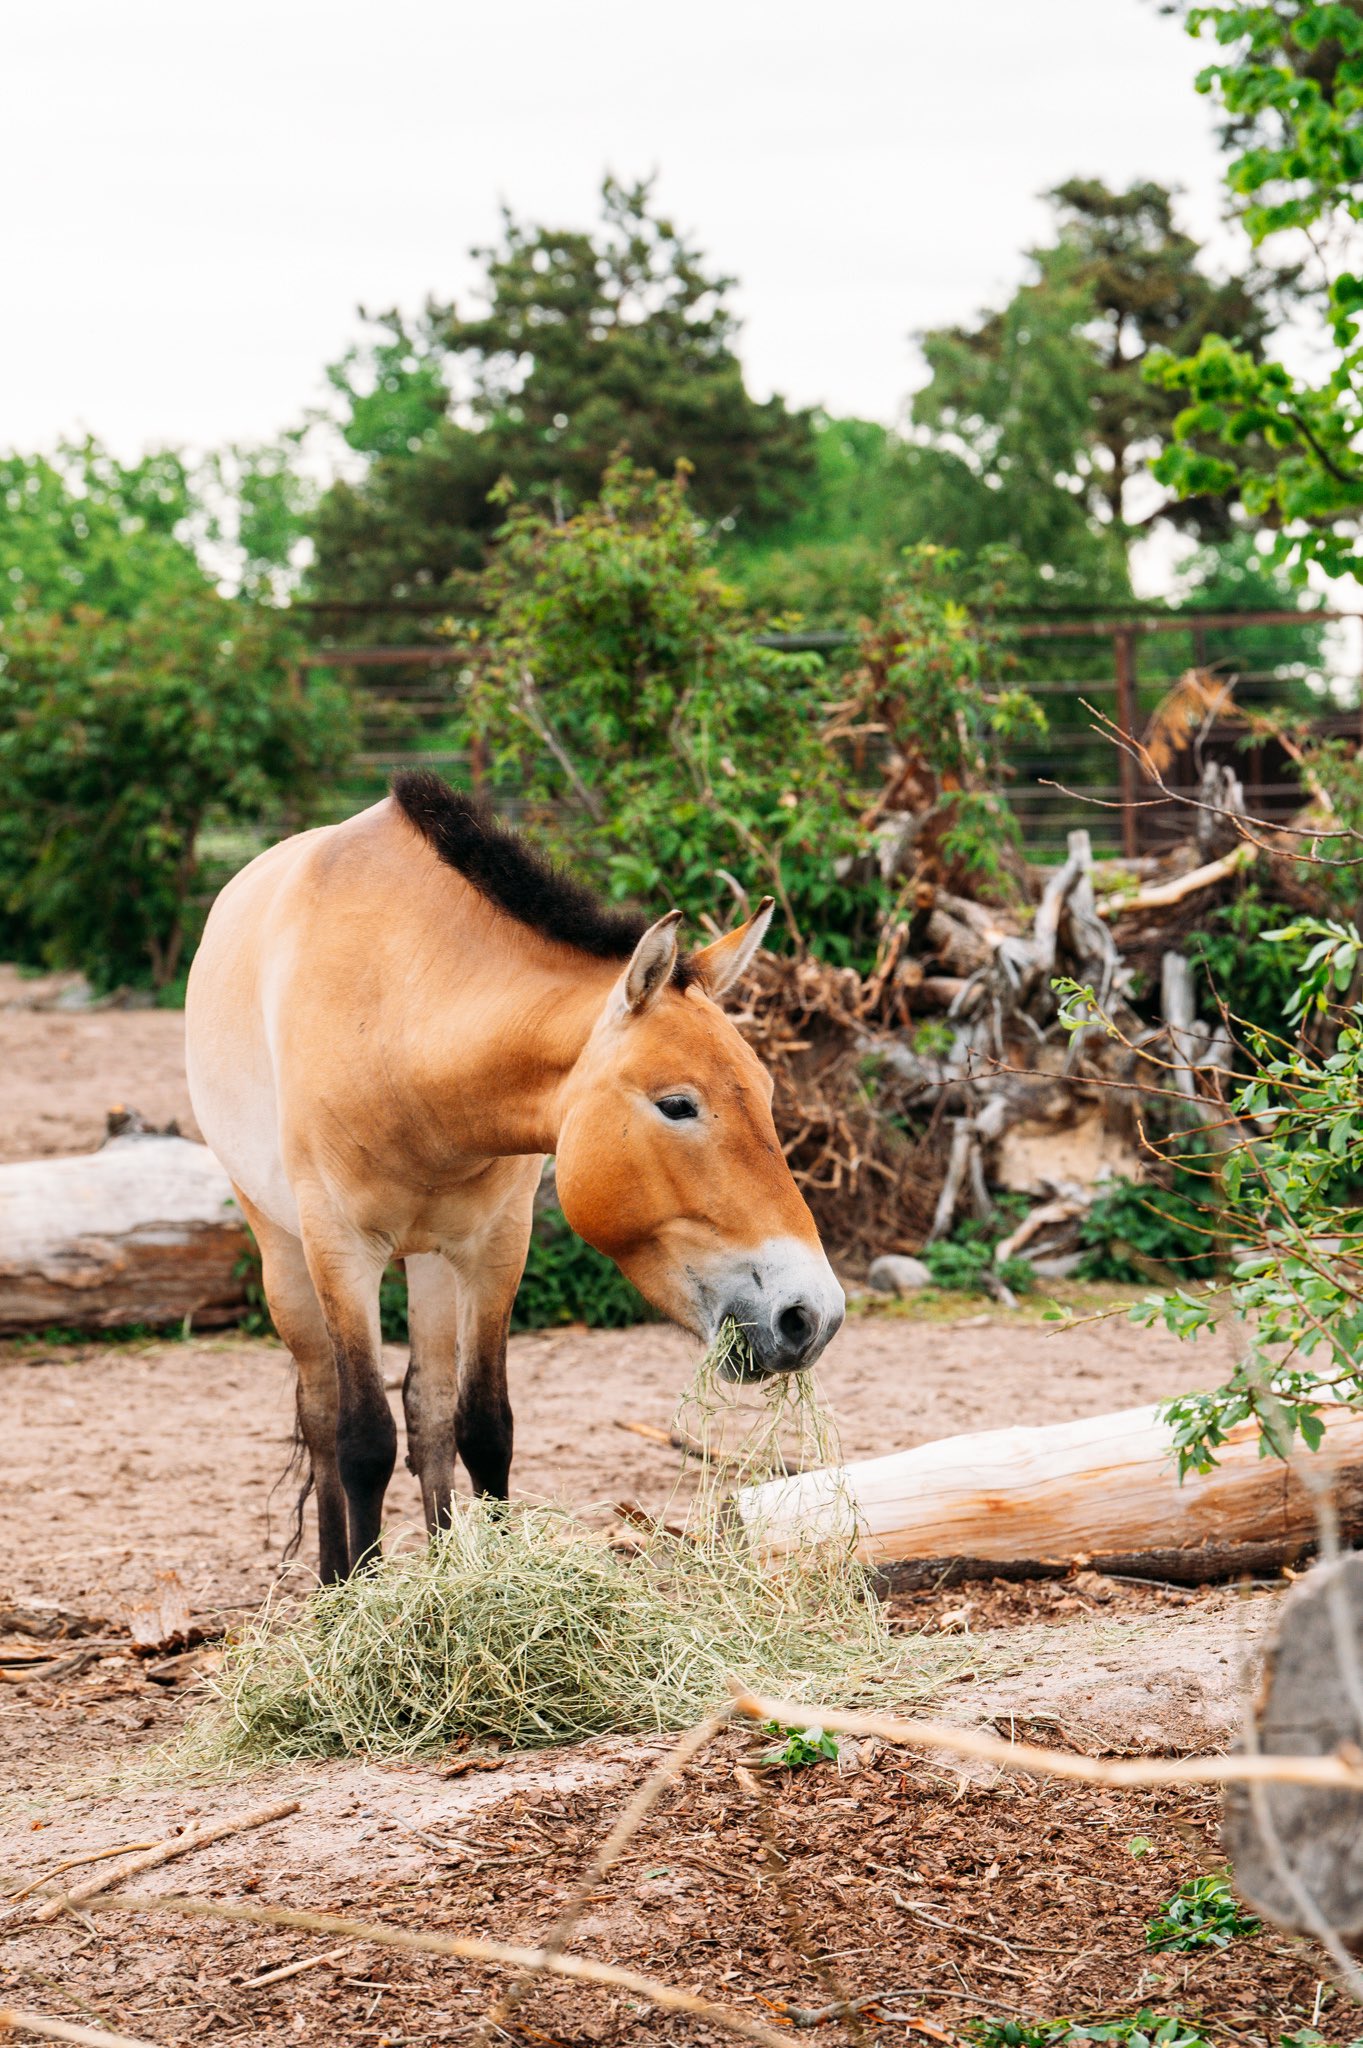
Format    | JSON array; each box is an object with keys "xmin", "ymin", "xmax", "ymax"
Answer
[{"xmin": 4, "ymin": 1731, "xmax": 1338, "ymax": 2047}]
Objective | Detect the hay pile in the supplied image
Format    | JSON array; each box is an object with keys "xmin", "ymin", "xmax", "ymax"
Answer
[{"xmin": 191, "ymin": 1339, "xmax": 951, "ymax": 1766}]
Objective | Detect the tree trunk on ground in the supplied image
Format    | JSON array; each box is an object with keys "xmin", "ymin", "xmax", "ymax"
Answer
[
  {"xmin": 738, "ymin": 1402, "xmax": 1363, "ymax": 1587},
  {"xmin": 0, "ymin": 1134, "xmax": 249, "ymax": 1332}
]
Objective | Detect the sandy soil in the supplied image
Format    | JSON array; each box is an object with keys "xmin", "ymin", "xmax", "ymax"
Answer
[
  {"xmin": 0, "ymin": 997, "xmax": 199, "ymax": 1162},
  {"xmin": 0, "ymin": 1310, "xmax": 1236, "ymax": 1625}
]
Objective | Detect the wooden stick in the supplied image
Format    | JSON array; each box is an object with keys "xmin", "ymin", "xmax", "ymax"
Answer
[
  {"xmin": 4, "ymin": 1842, "xmax": 163, "ymax": 1907},
  {"xmin": 84, "ymin": 1891, "xmax": 794, "ymax": 2048},
  {"xmin": 1098, "ymin": 840, "xmax": 1253, "ymax": 916},
  {"xmin": 612, "ymin": 1417, "xmax": 806, "ymax": 1477},
  {"xmin": 0, "ymin": 1649, "xmax": 103, "ymax": 1687},
  {"xmin": 0, "ymin": 2012, "xmax": 160, "ymax": 2048},
  {"xmin": 730, "ymin": 1689, "xmax": 1363, "ymax": 1792},
  {"xmin": 31, "ymin": 1800, "xmax": 299, "ymax": 1924},
  {"xmin": 243, "ymin": 1944, "xmax": 351, "ymax": 1990}
]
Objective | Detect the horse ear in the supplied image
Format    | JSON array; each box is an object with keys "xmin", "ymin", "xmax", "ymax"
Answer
[
  {"xmin": 620, "ymin": 910, "xmax": 683, "ymax": 1015},
  {"xmin": 693, "ymin": 897, "xmax": 775, "ymax": 1000}
]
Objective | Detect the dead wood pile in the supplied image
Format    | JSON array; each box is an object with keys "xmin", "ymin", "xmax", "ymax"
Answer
[{"xmin": 733, "ymin": 814, "xmax": 1276, "ymax": 1277}]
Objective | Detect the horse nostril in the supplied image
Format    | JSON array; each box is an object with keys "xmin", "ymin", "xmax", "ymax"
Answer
[{"xmin": 777, "ymin": 1302, "xmax": 815, "ymax": 1353}]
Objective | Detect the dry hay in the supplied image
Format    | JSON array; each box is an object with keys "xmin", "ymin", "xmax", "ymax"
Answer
[{"xmin": 185, "ymin": 1334, "xmax": 961, "ymax": 1768}]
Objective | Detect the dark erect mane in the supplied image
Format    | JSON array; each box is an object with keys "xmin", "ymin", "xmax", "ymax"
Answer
[{"xmin": 392, "ymin": 770, "xmax": 694, "ymax": 981}]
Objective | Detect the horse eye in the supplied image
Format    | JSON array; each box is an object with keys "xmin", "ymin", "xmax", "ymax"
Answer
[{"xmin": 656, "ymin": 1094, "xmax": 700, "ymax": 1122}]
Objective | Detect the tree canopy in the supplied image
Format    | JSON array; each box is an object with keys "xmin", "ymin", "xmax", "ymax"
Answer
[
  {"xmin": 308, "ymin": 179, "xmax": 815, "ymax": 618},
  {"xmin": 1150, "ymin": 0, "xmax": 1363, "ymax": 581}
]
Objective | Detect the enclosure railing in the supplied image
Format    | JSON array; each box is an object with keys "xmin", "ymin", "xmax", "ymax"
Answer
[{"xmin": 288, "ymin": 605, "xmax": 1363, "ymax": 864}]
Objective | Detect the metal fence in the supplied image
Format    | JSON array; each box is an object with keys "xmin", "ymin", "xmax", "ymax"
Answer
[{"xmin": 290, "ymin": 605, "xmax": 1363, "ymax": 864}]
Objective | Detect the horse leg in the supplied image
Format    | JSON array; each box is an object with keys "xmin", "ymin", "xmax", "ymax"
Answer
[
  {"xmin": 451, "ymin": 1172, "xmax": 542, "ymax": 1499},
  {"xmin": 403, "ymin": 1252, "xmax": 462, "ymax": 1533},
  {"xmin": 297, "ymin": 1208, "xmax": 395, "ymax": 1574},
  {"xmin": 235, "ymin": 1190, "xmax": 350, "ymax": 1586}
]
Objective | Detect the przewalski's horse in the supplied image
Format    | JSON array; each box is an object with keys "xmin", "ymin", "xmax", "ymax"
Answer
[{"xmin": 185, "ymin": 772, "xmax": 844, "ymax": 1581}]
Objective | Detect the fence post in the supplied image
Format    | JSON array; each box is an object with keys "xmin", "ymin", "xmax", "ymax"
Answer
[{"xmin": 1113, "ymin": 627, "xmax": 1140, "ymax": 859}]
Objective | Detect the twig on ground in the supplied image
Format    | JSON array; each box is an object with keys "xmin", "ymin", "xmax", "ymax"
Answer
[
  {"xmin": 729, "ymin": 1688, "xmax": 1363, "ymax": 1792},
  {"xmin": 83, "ymin": 1890, "xmax": 796, "ymax": 2048},
  {"xmin": 242, "ymin": 1944, "xmax": 351, "ymax": 1990},
  {"xmin": 4, "ymin": 1842, "xmax": 163, "ymax": 1907},
  {"xmin": 0, "ymin": 1649, "xmax": 103, "ymax": 1687},
  {"xmin": 0, "ymin": 2012, "xmax": 160, "ymax": 2048},
  {"xmin": 28, "ymin": 1800, "xmax": 300, "ymax": 1925}
]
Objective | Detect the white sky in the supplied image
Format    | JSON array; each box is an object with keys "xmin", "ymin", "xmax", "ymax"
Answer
[{"xmin": 3, "ymin": 0, "xmax": 1229, "ymax": 461}]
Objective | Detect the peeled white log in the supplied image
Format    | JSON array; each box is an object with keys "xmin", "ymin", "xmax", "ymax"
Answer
[
  {"xmin": 0, "ymin": 1135, "xmax": 248, "ymax": 1332},
  {"xmin": 739, "ymin": 1400, "xmax": 1363, "ymax": 1586}
]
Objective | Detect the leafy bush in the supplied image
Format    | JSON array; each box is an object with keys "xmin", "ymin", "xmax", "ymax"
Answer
[
  {"xmin": 1186, "ymin": 887, "xmax": 1306, "ymax": 1049},
  {"xmin": 921, "ymin": 1213, "xmax": 1035, "ymax": 1296},
  {"xmin": 456, "ymin": 457, "xmax": 877, "ymax": 961},
  {"xmin": 1117, "ymin": 919, "xmax": 1363, "ymax": 1472},
  {"xmin": 511, "ymin": 1206, "xmax": 652, "ymax": 1331},
  {"xmin": 354, "ymin": 1205, "xmax": 650, "ymax": 1346},
  {"xmin": 760, "ymin": 1721, "xmax": 840, "ymax": 1768},
  {"xmin": 1078, "ymin": 1176, "xmax": 1220, "ymax": 1285},
  {"xmin": 971, "ymin": 2019, "xmax": 1216, "ymax": 2048},
  {"xmin": 0, "ymin": 591, "xmax": 353, "ymax": 987}
]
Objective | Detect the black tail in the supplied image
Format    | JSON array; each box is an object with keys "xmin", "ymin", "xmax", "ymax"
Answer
[{"xmin": 267, "ymin": 1400, "xmax": 314, "ymax": 1569}]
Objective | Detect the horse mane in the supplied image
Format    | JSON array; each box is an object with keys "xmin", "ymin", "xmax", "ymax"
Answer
[{"xmin": 392, "ymin": 770, "xmax": 695, "ymax": 983}]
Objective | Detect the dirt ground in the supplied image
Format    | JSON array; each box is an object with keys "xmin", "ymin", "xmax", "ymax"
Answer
[
  {"xmin": 0, "ymin": 1005, "xmax": 1334, "ymax": 2046},
  {"xmin": 0, "ymin": 979, "xmax": 199, "ymax": 1162}
]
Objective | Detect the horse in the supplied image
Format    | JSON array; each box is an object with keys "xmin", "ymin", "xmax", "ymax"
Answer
[{"xmin": 185, "ymin": 771, "xmax": 844, "ymax": 1581}]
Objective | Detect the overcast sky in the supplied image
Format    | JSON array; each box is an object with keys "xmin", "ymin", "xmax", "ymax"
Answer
[{"xmin": 2, "ymin": 0, "xmax": 1231, "ymax": 463}]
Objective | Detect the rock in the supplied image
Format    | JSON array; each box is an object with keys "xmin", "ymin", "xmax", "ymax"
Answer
[{"xmin": 867, "ymin": 1255, "xmax": 932, "ymax": 1295}]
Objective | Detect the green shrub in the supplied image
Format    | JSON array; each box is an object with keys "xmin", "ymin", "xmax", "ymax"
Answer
[
  {"xmin": 1146, "ymin": 1870, "xmax": 1260, "ymax": 1953},
  {"xmin": 1077, "ymin": 1176, "xmax": 1219, "ymax": 1284},
  {"xmin": 921, "ymin": 1212, "xmax": 1035, "ymax": 1296},
  {"xmin": 350, "ymin": 1205, "xmax": 650, "ymax": 1346},
  {"xmin": 1186, "ymin": 886, "xmax": 1305, "ymax": 1052},
  {"xmin": 0, "ymin": 591, "xmax": 353, "ymax": 988}
]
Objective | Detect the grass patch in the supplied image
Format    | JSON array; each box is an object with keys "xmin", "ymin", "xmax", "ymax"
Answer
[{"xmin": 186, "ymin": 1325, "xmax": 958, "ymax": 1767}]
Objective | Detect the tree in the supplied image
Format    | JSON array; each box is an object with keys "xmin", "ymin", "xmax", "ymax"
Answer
[
  {"xmin": 1149, "ymin": 2, "xmax": 1363, "ymax": 581},
  {"xmin": 0, "ymin": 441, "xmax": 207, "ymax": 622},
  {"xmin": 0, "ymin": 591, "xmax": 353, "ymax": 989},
  {"xmin": 308, "ymin": 179, "xmax": 815, "ymax": 617},
  {"xmin": 911, "ymin": 179, "xmax": 1294, "ymax": 590}
]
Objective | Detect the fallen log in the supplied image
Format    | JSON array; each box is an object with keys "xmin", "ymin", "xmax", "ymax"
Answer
[
  {"xmin": 738, "ymin": 1400, "xmax": 1363, "ymax": 1587},
  {"xmin": 0, "ymin": 1132, "xmax": 248, "ymax": 1333}
]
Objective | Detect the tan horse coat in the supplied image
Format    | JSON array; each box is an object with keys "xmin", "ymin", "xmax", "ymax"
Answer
[{"xmin": 186, "ymin": 777, "xmax": 842, "ymax": 1579}]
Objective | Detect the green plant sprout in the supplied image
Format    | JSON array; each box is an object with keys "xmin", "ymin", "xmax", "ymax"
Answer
[{"xmin": 1145, "ymin": 1870, "xmax": 1260, "ymax": 1953}]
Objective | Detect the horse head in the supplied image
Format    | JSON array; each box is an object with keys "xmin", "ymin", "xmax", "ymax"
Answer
[{"xmin": 553, "ymin": 902, "xmax": 844, "ymax": 1377}]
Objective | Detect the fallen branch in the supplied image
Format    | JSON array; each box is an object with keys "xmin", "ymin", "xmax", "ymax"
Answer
[
  {"xmin": 242, "ymin": 1944, "xmax": 351, "ymax": 1990},
  {"xmin": 730, "ymin": 1689, "xmax": 1363, "ymax": 1792},
  {"xmin": 612, "ymin": 1417, "xmax": 806, "ymax": 1478},
  {"xmin": 4, "ymin": 1840, "xmax": 163, "ymax": 1908},
  {"xmin": 1098, "ymin": 841, "xmax": 1254, "ymax": 916},
  {"xmin": 0, "ymin": 1648, "xmax": 103, "ymax": 1687},
  {"xmin": 29, "ymin": 1799, "xmax": 300, "ymax": 1924},
  {"xmin": 0, "ymin": 2013, "xmax": 159, "ymax": 2048},
  {"xmin": 83, "ymin": 1890, "xmax": 794, "ymax": 2048}
]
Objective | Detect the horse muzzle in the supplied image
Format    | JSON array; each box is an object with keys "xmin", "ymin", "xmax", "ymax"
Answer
[{"xmin": 705, "ymin": 1238, "xmax": 846, "ymax": 1379}]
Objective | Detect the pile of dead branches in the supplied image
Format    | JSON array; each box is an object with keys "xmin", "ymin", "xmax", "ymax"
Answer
[{"xmin": 737, "ymin": 807, "xmax": 1300, "ymax": 1277}]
